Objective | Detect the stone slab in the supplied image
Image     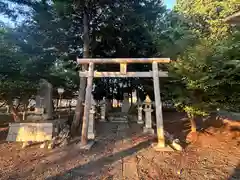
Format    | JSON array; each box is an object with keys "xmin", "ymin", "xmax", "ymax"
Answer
[
  {"xmin": 7, "ymin": 122, "xmax": 53, "ymax": 142},
  {"xmin": 109, "ymin": 121, "xmax": 128, "ymax": 123},
  {"xmin": 109, "ymin": 116, "xmax": 128, "ymax": 123},
  {"xmin": 6, "ymin": 119, "xmax": 67, "ymax": 142}
]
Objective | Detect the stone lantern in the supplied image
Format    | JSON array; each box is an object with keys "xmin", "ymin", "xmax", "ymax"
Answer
[{"xmin": 143, "ymin": 95, "xmax": 154, "ymax": 134}]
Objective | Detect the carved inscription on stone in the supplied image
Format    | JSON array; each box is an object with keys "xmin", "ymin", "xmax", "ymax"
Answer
[{"xmin": 7, "ymin": 123, "xmax": 53, "ymax": 142}]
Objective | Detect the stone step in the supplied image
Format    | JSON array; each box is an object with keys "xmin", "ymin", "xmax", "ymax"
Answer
[
  {"xmin": 108, "ymin": 116, "xmax": 128, "ymax": 123},
  {"xmin": 110, "ymin": 121, "xmax": 128, "ymax": 123}
]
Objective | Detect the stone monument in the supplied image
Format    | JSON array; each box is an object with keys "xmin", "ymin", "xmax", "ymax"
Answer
[
  {"xmin": 38, "ymin": 79, "xmax": 53, "ymax": 120},
  {"xmin": 121, "ymin": 93, "xmax": 130, "ymax": 113},
  {"xmin": 6, "ymin": 79, "xmax": 68, "ymax": 149},
  {"xmin": 32, "ymin": 79, "xmax": 53, "ymax": 120},
  {"xmin": 35, "ymin": 95, "xmax": 44, "ymax": 115}
]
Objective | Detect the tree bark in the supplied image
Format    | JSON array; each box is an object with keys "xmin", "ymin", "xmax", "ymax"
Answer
[
  {"xmin": 22, "ymin": 97, "xmax": 29, "ymax": 121},
  {"xmin": 190, "ymin": 116, "xmax": 197, "ymax": 132},
  {"xmin": 186, "ymin": 114, "xmax": 198, "ymax": 143},
  {"xmin": 11, "ymin": 108, "xmax": 21, "ymax": 122},
  {"xmin": 71, "ymin": 2, "xmax": 89, "ymax": 136},
  {"xmin": 9, "ymin": 102, "xmax": 21, "ymax": 122}
]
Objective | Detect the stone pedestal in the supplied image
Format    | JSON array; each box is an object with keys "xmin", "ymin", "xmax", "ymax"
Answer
[
  {"xmin": 143, "ymin": 108, "xmax": 154, "ymax": 134},
  {"xmin": 137, "ymin": 106, "xmax": 144, "ymax": 124}
]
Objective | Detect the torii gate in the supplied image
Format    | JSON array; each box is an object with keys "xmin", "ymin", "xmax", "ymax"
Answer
[{"xmin": 77, "ymin": 58, "xmax": 170, "ymax": 150}]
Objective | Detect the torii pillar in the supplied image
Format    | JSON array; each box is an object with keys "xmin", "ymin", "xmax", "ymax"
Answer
[{"xmin": 152, "ymin": 61, "xmax": 166, "ymax": 149}]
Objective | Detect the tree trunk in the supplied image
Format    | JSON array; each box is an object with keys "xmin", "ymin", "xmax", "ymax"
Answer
[
  {"xmin": 55, "ymin": 98, "xmax": 59, "ymax": 111},
  {"xmin": 190, "ymin": 116, "xmax": 197, "ymax": 132},
  {"xmin": 6, "ymin": 105, "xmax": 10, "ymax": 113},
  {"xmin": 186, "ymin": 111, "xmax": 197, "ymax": 133},
  {"xmin": 71, "ymin": 2, "xmax": 89, "ymax": 136},
  {"xmin": 186, "ymin": 114, "xmax": 198, "ymax": 143},
  {"xmin": 22, "ymin": 98, "xmax": 29, "ymax": 121},
  {"xmin": 130, "ymin": 80, "xmax": 133, "ymax": 105},
  {"xmin": 10, "ymin": 104, "xmax": 21, "ymax": 122}
]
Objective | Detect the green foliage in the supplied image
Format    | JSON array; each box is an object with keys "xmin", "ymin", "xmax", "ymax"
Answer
[
  {"xmin": 170, "ymin": 32, "xmax": 240, "ymax": 117},
  {"xmin": 0, "ymin": 0, "xmax": 166, "ymax": 101},
  {"xmin": 0, "ymin": 26, "xmax": 38, "ymax": 103},
  {"xmin": 183, "ymin": 106, "xmax": 208, "ymax": 118},
  {"xmin": 206, "ymin": 29, "xmax": 240, "ymax": 111},
  {"xmin": 154, "ymin": 11, "xmax": 199, "ymax": 59},
  {"xmin": 175, "ymin": 0, "xmax": 239, "ymax": 41},
  {"xmin": 167, "ymin": 0, "xmax": 240, "ymax": 119},
  {"xmin": 0, "ymin": 0, "xmax": 239, "ymax": 121}
]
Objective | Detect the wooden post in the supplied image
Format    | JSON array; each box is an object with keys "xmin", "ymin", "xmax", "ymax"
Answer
[
  {"xmin": 152, "ymin": 61, "xmax": 165, "ymax": 147},
  {"xmin": 81, "ymin": 62, "xmax": 94, "ymax": 146}
]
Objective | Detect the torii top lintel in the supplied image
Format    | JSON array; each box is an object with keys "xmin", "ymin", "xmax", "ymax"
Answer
[{"xmin": 77, "ymin": 58, "xmax": 170, "ymax": 64}]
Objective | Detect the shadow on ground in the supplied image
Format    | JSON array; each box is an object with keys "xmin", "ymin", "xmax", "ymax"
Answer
[
  {"xmin": 3, "ymin": 111, "xmax": 239, "ymax": 179},
  {"xmin": 46, "ymin": 140, "xmax": 151, "ymax": 179},
  {"xmin": 5, "ymin": 120, "xmax": 152, "ymax": 179},
  {"xmin": 0, "ymin": 113, "xmax": 13, "ymax": 144}
]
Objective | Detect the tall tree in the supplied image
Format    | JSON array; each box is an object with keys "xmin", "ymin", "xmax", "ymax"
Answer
[
  {"xmin": 175, "ymin": 0, "xmax": 239, "ymax": 41},
  {"xmin": 171, "ymin": 0, "xmax": 240, "ymax": 134},
  {"xmin": 0, "ymin": 25, "xmax": 40, "ymax": 121}
]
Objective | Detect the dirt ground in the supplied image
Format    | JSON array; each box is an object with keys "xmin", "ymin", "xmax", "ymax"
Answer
[{"xmin": 0, "ymin": 112, "xmax": 239, "ymax": 180}]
